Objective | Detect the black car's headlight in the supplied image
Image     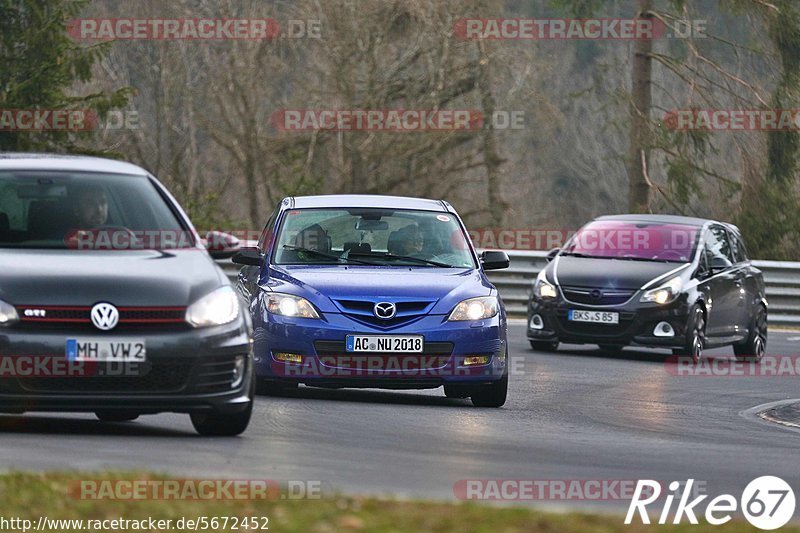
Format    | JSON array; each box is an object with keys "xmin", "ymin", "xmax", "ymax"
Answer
[
  {"xmin": 186, "ymin": 286, "xmax": 240, "ymax": 327},
  {"xmin": 0, "ymin": 299, "xmax": 18, "ymax": 326},
  {"xmin": 266, "ymin": 293, "xmax": 320, "ymax": 319},
  {"xmin": 640, "ymin": 277, "xmax": 683, "ymax": 305},
  {"xmin": 448, "ymin": 296, "xmax": 499, "ymax": 321},
  {"xmin": 534, "ymin": 271, "xmax": 557, "ymax": 299}
]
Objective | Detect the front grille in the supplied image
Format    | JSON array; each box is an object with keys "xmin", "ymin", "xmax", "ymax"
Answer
[
  {"xmin": 333, "ymin": 299, "xmax": 437, "ymax": 329},
  {"xmin": 560, "ymin": 286, "xmax": 636, "ymax": 306},
  {"xmin": 17, "ymin": 359, "xmax": 191, "ymax": 394},
  {"xmin": 15, "ymin": 305, "xmax": 188, "ymax": 331}
]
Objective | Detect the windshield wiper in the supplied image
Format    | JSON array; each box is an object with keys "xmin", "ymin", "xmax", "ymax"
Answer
[
  {"xmin": 611, "ymin": 256, "xmax": 681, "ymax": 263},
  {"xmin": 560, "ymin": 252, "xmax": 601, "ymax": 259},
  {"xmin": 282, "ymin": 245, "xmax": 382, "ymax": 266},
  {"xmin": 352, "ymin": 252, "xmax": 455, "ymax": 268}
]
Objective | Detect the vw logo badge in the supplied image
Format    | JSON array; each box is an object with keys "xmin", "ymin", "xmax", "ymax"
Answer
[
  {"xmin": 90, "ymin": 302, "xmax": 119, "ymax": 330},
  {"xmin": 590, "ymin": 289, "xmax": 603, "ymax": 300},
  {"xmin": 373, "ymin": 302, "xmax": 397, "ymax": 320}
]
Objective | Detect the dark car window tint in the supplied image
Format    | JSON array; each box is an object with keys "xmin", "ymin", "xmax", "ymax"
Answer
[
  {"xmin": 258, "ymin": 207, "xmax": 279, "ymax": 254},
  {"xmin": 0, "ymin": 172, "xmax": 187, "ymax": 249},
  {"xmin": 703, "ymin": 226, "xmax": 733, "ymax": 264}
]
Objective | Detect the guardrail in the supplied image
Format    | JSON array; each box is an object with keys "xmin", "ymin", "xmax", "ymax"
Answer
[{"xmin": 217, "ymin": 251, "xmax": 800, "ymax": 328}]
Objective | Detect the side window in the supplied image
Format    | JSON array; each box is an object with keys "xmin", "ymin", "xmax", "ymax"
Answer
[
  {"xmin": 703, "ymin": 226, "xmax": 733, "ymax": 269},
  {"xmin": 728, "ymin": 231, "xmax": 742, "ymax": 263},
  {"xmin": 736, "ymin": 236, "xmax": 749, "ymax": 262},
  {"xmin": 257, "ymin": 207, "xmax": 279, "ymax": 254}
]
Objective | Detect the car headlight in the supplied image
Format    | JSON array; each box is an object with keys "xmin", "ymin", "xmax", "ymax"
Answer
[
  {"xmin": 448, "ymin": 296, "xmax": 499, "ymax": 321},
  {"xmin": 266, "ymin": 292, "xmax": 320, "ymax": 319},
  {"xmin": 186, "ymin": 286, "xmax": 240, "ymax": 327},
  {"xmin": 640, "ymin": 277, "xmax": 683, "ymax": 305},
  {"xmin": 0, "ymin": 299, "xmax": 19, "ymax": 326},
  {"xmin": 534, "ymin": 271, "xmax": 557, "ymax": 299}
]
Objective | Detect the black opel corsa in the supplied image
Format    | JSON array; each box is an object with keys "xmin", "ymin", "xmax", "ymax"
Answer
[
  {"xmin": 527, "ymin": 214, "xmax": 767, "ymax": 362},
  {"xmin": 0, "ymin": 154, "xmax": 253, "ymax": 435}
]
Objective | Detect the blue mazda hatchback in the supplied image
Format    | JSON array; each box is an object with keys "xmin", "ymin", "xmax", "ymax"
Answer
[{"xmin": 233, "ymin": 195, "xmax": 510, "ymax": 407}]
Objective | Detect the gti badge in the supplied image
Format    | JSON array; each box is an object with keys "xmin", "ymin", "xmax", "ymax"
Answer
[{"xmin": 91, "ymin": 302, "xmax": 119, "ymax": 330}]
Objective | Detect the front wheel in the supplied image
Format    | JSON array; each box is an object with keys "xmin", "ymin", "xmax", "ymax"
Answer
[
  {"xmin": 470, "ymin": 373, "xmax": 508, "ymax": 408},
  {"xmin": 672, "ymin": 306, "xmax": 705, "ymax": 364},
  {"xmin": 529, "ymin": 340, "xmax": 559, "ymax": 352},
  {"xmin": 733, "ymin": 306, "xmax": 767, "ymax": 362}
]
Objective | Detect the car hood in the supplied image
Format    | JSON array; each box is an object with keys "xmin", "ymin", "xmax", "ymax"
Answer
[
  {"xmin": 0, "ymin": 249, "xmax": 226, "ymax": 306},
  {"xmin": 552, "ymin": 256, "xmax": 689, "ymax": 290},
  {"xmin": 263, "ymin": 265, "xmax": 494, "ymax": 314}
]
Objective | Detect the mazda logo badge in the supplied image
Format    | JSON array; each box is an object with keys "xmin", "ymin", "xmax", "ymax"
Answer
[
  {"xmin": 90, "ymin": 302, "xmax": 119, "ymax": 330},
  {"xmin": 373, "ymin": 302, "xmax": 397, "ymax": 320}
]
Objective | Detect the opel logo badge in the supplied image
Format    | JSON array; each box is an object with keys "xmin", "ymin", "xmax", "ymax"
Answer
[
  {"xmin": 90, "ymin": 302, "xmax": 119, "ymax": 330},
  {"xmin": 373, "ymin": 302, "xmax": 397, "ymax": 320},
  {"xmin": 590, "ymin": 289, "xmax": 603, "ymax": 300}
]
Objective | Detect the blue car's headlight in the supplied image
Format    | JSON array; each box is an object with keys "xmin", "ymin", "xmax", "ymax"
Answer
[
  {"xmin": 186, "ymin": 286, "xmax": 240, "ymax": 327},
  {"xmin": 267, "ymin": 292, "xmax": 320, "ymax": 319},
  {"xmin": 448, "ymin": 296, "xmax": 499, "ymax": 321}
]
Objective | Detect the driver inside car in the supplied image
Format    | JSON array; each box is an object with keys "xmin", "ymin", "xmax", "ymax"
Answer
[
  {"xmin": 387, "ymin": 224, "xmax": 424, "ymax": 257},
  {"xmin": 73, "ymin": 185, "xmax": 109, "ymax": 228}
]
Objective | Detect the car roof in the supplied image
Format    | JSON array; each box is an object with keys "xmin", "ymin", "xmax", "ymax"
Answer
[
  {"xmin": 0, "ymin": 153, "xmax": 149, "ymax": 176},
  {"xmin": 285, "ymin": 194, "xmax": 450, "ymax": 212},
  {"xmin": 594, "ymin": 213, "xmax": 715, "ymax": 228}
]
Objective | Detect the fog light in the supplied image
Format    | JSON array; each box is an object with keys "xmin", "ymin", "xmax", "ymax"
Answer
[
  {"xmin": 463, "ymin": 355, "xmax": 491, "ymax": 366},
  {"xmin": 653, "ymin": 321, "xmax": 675, "ymax": 337},
  {"xmin": 529, "ymin": 314, "xmax": 544, "ymax": 330},
  {"xmin": 231, "ymin": 355, "xmax": 246, "ymax": 388},
  {"xmin": 274, "ymin": 352, "xmax": 304, "ymax": 364}
]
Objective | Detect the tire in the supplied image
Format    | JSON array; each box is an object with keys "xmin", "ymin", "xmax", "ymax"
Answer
[
  {"xmin": 733, "ymin": 305, "xmax": 767, "ymax": 362},
  {"xmin": 529, "ymin": 340, "xmax": 559, "ymax": 352},
  {"xmin": 255, "ymin": 379, "xmax": 298, "ymax": 396},
  {"xmin": 470, "ymin": 373, "xmax": 508, "ymax": 408},
  {"xmin": 95, "ymin": 411, "xmax": 139, "ymax": 423},
  {"xmin": 672, "ymin": 305, "xmax": 705, "ymax": 364},
  {"xmin": 443, "ymin": 385, "xmax": 470, "ymax": 399},
  {"xmin": 191, "ymin": 381, "xmax": 254, "ymax": 436}
]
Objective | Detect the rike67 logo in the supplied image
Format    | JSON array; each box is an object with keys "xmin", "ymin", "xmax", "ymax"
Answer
[{"xmin": 626, "ymin": 476, "xmax": 795, "ymax": 530}]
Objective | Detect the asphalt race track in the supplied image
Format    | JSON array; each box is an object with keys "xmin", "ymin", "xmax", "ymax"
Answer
[{"xmin": 2, "ymin": 324, "xmax": 799, "ymax": 513}]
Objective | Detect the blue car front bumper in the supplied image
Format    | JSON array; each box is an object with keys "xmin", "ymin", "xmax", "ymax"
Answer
[{"xmin": 253, "ymin": 312, "xmax": 507, "ymax": 388}]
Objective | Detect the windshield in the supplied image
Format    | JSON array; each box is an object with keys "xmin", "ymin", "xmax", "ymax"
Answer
[
  {"xmin": 272, "ymin": 208, "xmax": 475, "ymax": 268},
  {"xmin": 0, "ymin": 171, "xmax": 190, "ymax": 249},
  {"xmin": 561, "ymin": 220, "xmax": 699, "ymax": 263}
]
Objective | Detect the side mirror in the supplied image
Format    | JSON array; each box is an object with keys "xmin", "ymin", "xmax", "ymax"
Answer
[
  {"xmin": 204, "ymin": 231, "xmax": 241, "ymax": 259},
  {"xmin": 546, "ymin": 248, "xmax": 560, "ymax": 262},
  {"xmin": 481, "ymin": 250, "xmax": 509, "ymax": 270},
  {"xmin": 708, "ymin": 255, "xmax": 732, "ymax": 273},
  {"xmin": 232, "ymin": 246, "xmax": 264, "ymax": 266}
]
